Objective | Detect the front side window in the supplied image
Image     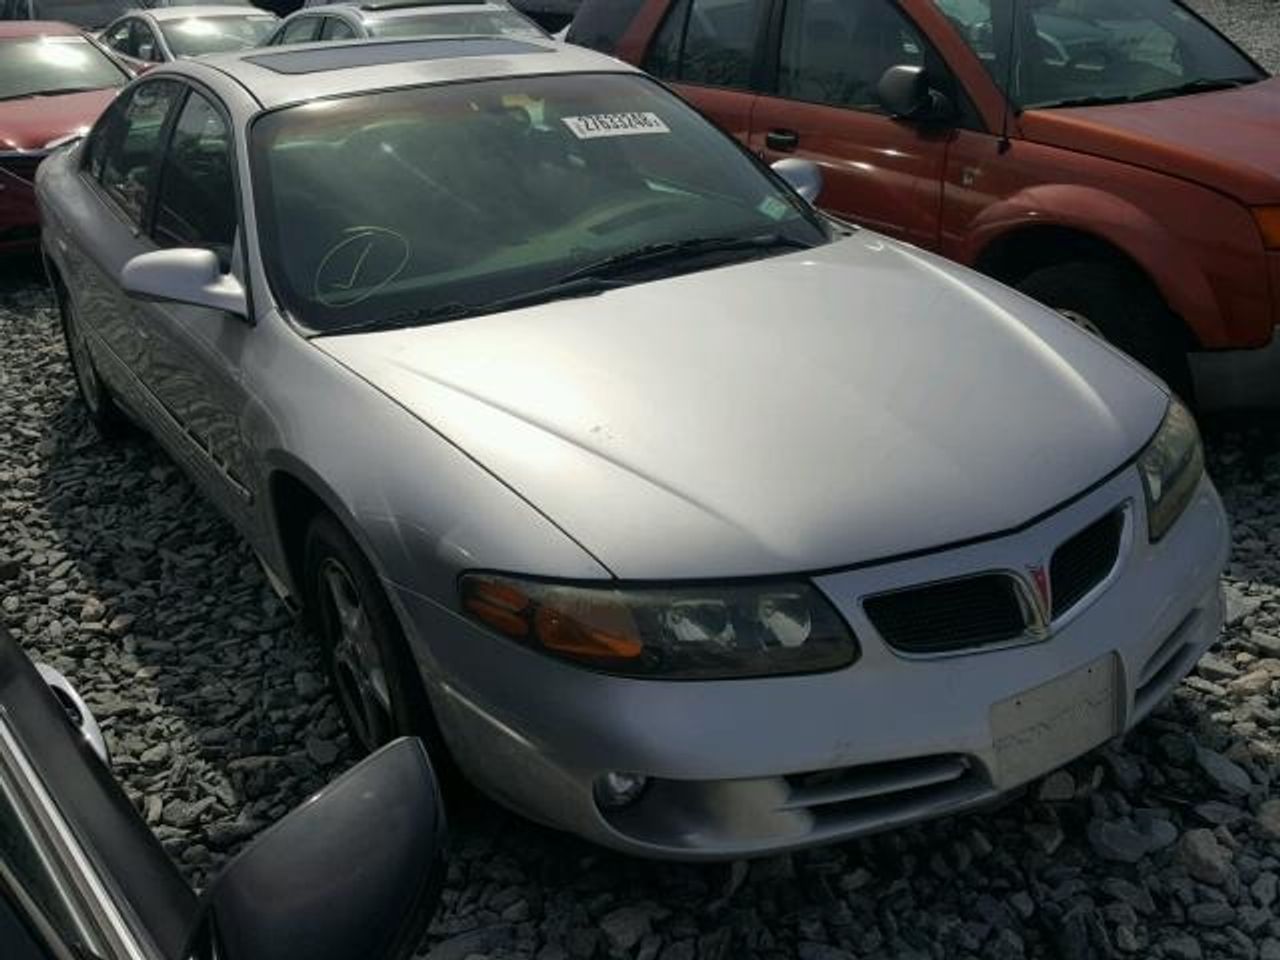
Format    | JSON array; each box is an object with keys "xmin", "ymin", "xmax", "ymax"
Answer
[
  {"xmin": 366, "ymin": 10, "xmax": 545, "ymax": 40},
  {"xmin": 96, "ymin": 79, "xmax": 183, "ymax": 223},
  {"xmin": 277, "ymin": 15, "xmax": 320, "ymax": 44},
  {"xmin": 159, "ymin": 14, "xmax": 279, "ymax": 56},
  {"xmin": 321, "ymin": 16, "xmax": 356, "ymax": 40},
  {"xmin": 0, "ymin": 36, "xmax": 127, "ymax": 100},
  {"xmin": 933, "ymin": 0, "xmax": 1262, "ymax": 108},
  {"xmin": 644, "ymin": 0, "xmax": 768, "ymax": 89},
  {"xmin": 154, "ymin": 91, "xmax": 236, "ymax": 263},
  {"xmin": 251, "ymin": 73, "xmax": 828, "ymax": 333},
  {"xmin": 778, "ymin": 0, "xmax": 925, "ymax": 109}
]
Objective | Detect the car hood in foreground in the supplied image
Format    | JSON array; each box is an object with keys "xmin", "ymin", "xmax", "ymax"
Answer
[
  {"xmin": 0, "ymin": 88, "xmax": 118, "ymax": 152},
  {"xmin": 1021, "ymin": 78, "xmax": 1280, "ymax": 205},
  {"xmin": 317, "ymin": 235, "xmax": 1168, "ymax": 579}
]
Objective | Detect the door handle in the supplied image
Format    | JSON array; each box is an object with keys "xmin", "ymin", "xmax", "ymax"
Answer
[{"xmin": 766, "ymin": 128, "xmax": 800, "ymax": 152}]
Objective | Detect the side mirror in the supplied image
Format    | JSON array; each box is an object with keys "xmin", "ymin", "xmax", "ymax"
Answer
[
  {"xmin": 35, "ymin": 664, "xmax": 109, "ymax": 766},
  {"xmin": 771, "ymin": 158, "xmax": 823, "ymax": 204},
  {"xmin": 192, "ymin": 738, "xmax": 447, "ymax": 960},
  {"xmin": 121, "ymin": 248, "xmax": 248, "ymax": 318},
  {"xmin": 877, "ymin": 65, "xmax": 954, "ymax": 122}
]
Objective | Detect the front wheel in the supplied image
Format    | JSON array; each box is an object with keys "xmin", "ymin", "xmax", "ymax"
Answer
[
  {"xmin": 303, "ymin": 514, "xmax": 430, "ymax": 755},
  {"xmin": 1016, "ymin": 261, "xmax": 1194, "ymax": 402}
]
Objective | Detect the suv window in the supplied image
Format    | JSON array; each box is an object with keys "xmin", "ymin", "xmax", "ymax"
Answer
[
  {"xmin": 154, "ymin": 91, "xmax": 237, "ymax": 263},
  {"xmin": 95, "ymin": 79, "xmax": 183, "ymax": 224},
  {"xmin": 278, "ymin": 14, "xmax": 320, "ymax": 43},
  {"xmin": 644, "ymin": 0, "xmax": 768, "ymax": 90},
  {"xmin": 564, "ymin": 0, "xmax": 646, "ymax": 53},
  {"xmin": 779, "ymin": 0, "xmax": 925, "ymax": 110}
]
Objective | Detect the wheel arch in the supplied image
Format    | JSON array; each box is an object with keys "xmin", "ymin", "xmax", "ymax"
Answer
[{"xmin": 963, "ymin": 187, "xmax": 1218, "ymax": 349}]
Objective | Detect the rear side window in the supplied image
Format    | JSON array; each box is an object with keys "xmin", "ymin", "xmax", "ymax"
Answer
[
  {"xmin": 644, "ymin": 0, "xmax": 768, "ymax": 90},
  {"xmin": 95, "ymin": 79, "xmax": 183, "ymax": 224},
  {"xmin": 564, "ymin": 0, "xmax": 646, "ymax": 53}
]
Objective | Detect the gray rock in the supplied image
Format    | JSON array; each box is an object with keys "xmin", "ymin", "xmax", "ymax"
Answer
[
  {"xmin": 1257, "ymin": 799, "xmax": 1280, "ymax": 839},
  {"xmin": 1253, "ymin": 872, "xmax": 1278, "ymax": 908},
  {"xmin": 1039, "ymin": 770, "xmax": 1076, "ymax": 802},
  {"xmin": 1196, "ymin": 748, "xmax": 1253, "ymax": 797},
  {"xmin": 1162, "ymin": 935, "xmax": 1204, "ymax": 960},
  {"xmin": 1181, "ymin": 829, "xmax": 1236, "ymax": 886},
  {"xmin": 1102, "ymin": 878, "xmax": 1155, "ymax": 916},
  {"xmin": 797, "ymin": 945, "xmax": 855, "ymax": 960},
  {"xmin": 1260, "ymin": 940, "xmax": 1280, "ymax": 960},
  {"xmin": 1195, "ymin": 801, "xmax": 1246, "ymax": 826},
  {"xmin": 1087, "ymin": 816, "xmax": 1177, "ymax": 862},
  {"xmin": 304, "ymin": 737, "xmax": 339, "ymax": 767},
  {"xmin": 1187, "ymin": 902, "xmax": 1235, "ymax": 927},
  {"xmin": 599, "ymin": 906, "xmax": 653, "ymax": 953},
  {"xmin": 1223, "ymin": 584, "xmax": 1262, "ymax": 625}
]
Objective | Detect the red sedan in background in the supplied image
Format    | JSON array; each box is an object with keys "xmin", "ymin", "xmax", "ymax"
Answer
[{"xmin": 0, "ymin": 21, "xmax": 127, "ymax": 252}]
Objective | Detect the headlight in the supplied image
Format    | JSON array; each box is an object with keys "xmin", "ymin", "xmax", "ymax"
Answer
[
  {"xmin": 1137, "ymin": 399, "xmax": 1204, "ymax": 542},
  {"xmin": 458, "ymin": 575, "xmax": 858, "ymax": 679}
]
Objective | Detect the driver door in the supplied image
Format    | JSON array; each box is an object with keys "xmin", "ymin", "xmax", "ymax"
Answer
[{"xmin": 748, "ymin": 0, "xmax": 952, "ymax": 248}]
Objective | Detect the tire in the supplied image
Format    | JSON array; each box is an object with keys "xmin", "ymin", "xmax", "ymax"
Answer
[
  {"xmin": 56, "ymin": 286, "xmax": 130, "ymax": 439},
  {"xmin": 1016, "ymin": 261, "xmax": 1195, "ymax": 402},
  {"xmin": 302, "ymin": 513, "xmax": 436, "ymax": 757}
]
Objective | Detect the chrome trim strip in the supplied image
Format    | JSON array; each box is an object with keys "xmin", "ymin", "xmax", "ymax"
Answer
[{"xmin": 0, "ymin": 712, "xmax": 154, "ymax": 960}]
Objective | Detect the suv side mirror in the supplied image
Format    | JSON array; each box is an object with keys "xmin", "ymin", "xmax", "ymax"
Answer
[
  {"xmin": 877, "ymin": 65, "xmax": 954, "ymax": 122},
  {"xmin": 192, "ymin": 738, "xmax": 447, "ymax": 960},
  {"xmin": 122, "ymin": 248, "xmax": 248, "ymax": 318}
]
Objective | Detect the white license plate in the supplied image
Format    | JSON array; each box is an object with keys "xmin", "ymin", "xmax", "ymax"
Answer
[{"xmin": 990, "ymin": 653, "xmax": 1120, "ymax": 790}]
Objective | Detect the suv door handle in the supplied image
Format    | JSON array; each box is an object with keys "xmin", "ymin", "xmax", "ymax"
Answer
[{"xmin": 766, "ymin": 128, "xmax": 800, "ymax": 151}]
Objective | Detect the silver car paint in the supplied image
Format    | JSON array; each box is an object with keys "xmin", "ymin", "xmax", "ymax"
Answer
[{"xmin": 36, "ymin": 42, "xmax": 1229, "ymax": 857}]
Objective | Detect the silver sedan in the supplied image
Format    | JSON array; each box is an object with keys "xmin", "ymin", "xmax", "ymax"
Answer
[{"xmin": 37, "ymin": 36, "xmax": 1229, "ymax": 858}]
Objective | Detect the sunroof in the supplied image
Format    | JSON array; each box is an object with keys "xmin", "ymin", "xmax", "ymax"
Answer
[{"xmin": 243, "ymin": 37, "xmax": 548, "ymax": 75}]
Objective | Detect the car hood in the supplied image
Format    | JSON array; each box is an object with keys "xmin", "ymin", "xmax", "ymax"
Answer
[
  {"xmin": 0, "ymin": 88, "xmax": 117, "ymax": 153},
  {"xmin": 317, "ymin": 236, "xmax": 1168, "ymax": 579},
  {"xmin": 1021, "ymin": 78, "xmax": 1280, "ymax": 205}
]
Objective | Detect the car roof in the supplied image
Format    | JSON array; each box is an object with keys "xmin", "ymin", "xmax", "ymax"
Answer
[
  {"xmin": 144, "ymin": 3, "xmax": 274, "ymax": 20},
  {"xmin": 304, "ymin": 1, "xmax": 513, "ymax": 18},
  {"xmin": 0, "ymin": 19, "xmax": 85, "ymax": 37},
  {"xmin": 192, "ymin": 35, "xmax": 636, "ymax": 109}
]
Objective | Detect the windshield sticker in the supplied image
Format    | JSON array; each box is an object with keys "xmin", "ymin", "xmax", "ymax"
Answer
[
  {"xmin": 562, "ymin": 112, "xmax": 670, "ymax": 140},
  {"xmin": 757, "ymin": 196, "xmax": 791, "ymax": 221}
]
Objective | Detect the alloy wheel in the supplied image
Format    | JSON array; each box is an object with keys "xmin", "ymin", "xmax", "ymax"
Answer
[{"xmin": 321, "ymin": 558, "xmax": 393, "ymax": 751}]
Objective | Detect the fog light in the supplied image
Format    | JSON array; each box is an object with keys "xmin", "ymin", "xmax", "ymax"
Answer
[{"xmin": 594, "ymin": 771, "xmax": 648, "ymax": 809}]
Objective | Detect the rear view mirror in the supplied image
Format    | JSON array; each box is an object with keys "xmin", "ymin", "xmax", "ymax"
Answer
[
  {"xmin": 877, "ymin": 65, "xmax": 954, "ymax": 122},
  {"xmin": 121, "ymin": 248, "xmax": 248, "ymax": 318},
  {"xmin": 137, "ymin": 42, "xmax": 155, "ymax": 61},
  {"xmin": 771, "ymin": 158, "xmax": 823, "ymax": 204},
  {"xmin": 193, "ymin": 738, "xmax": 447, "ymax": 960}
]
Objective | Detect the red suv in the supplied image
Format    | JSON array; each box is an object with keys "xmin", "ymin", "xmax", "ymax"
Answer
[{"xmin": 568, "ymin": 0, "xmax": 1280, "ymax": 404}]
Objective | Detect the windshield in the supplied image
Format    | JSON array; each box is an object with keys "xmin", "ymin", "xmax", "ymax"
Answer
[
  {"xmin": 251, "ymin": 73, "xmax": 827, "ymax": 333},
  {"xmin": 367, "ymin": 10, "xmax": 546, "ymax": 39},
  {"xmin": 31, "ymin": 0, "xmax": 130, "ymax": 27},
  {"xmin": 160, "ymin": 14, "xmax": 278, "ymax": 56},
  {"xmin": 933, "ymin": 0, "xmax": 1264, "ymax": 108},
  {"xmin": 0, "ymin": 37, "xmax": 126, "ymax": 100}
]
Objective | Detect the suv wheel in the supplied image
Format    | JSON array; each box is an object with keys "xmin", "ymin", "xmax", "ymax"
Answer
[{"xmin": 1016, "ymin": 261, "xmax": 1194, "ymax": 402}]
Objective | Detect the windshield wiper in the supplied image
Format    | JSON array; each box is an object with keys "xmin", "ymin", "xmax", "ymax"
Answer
[
  {"xmin": 1128, "ymin": 76, "xmax": 1260, "ymax": 102},
  {"xmin": 312, "ymin": 275, "xmax": 627, "ymax": 338},
  {"xmin": 1040, "ymin": 76, "xmax": 1259, "ymax": 109},
  {"xmin": 559, "ymin": 233, "xmax": 814, "ymax": 284},
  {"xmin": 0, "ymin": 86, "xmax": 105, "ymax": 101}
]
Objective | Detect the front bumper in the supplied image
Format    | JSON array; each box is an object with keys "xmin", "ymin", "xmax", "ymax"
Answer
[
  {"xmin": 0, "ymin": 170, "xmax": 38, "ymax": 253},
  {"xmin": 1191, "ymin": 330, "xmax": 1280, "ymax": 409},
  {"xmin": 394, "ymin": 467, "xmax": 1229, "ymax": 859}
]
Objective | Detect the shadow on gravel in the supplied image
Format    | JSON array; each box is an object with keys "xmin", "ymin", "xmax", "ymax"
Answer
[{"xmin": 5, "ymin": 282, "xmax": 1277, "ymax": 957}]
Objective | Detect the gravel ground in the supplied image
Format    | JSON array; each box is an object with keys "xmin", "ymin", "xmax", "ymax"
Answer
[
  {"xmin": 1190, "ymin": 0, "xmax": 1280, "ymax": 71},
  {"xmin": 4, "ymin": 8, "xmax": 1280, "ymax": 956}
]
